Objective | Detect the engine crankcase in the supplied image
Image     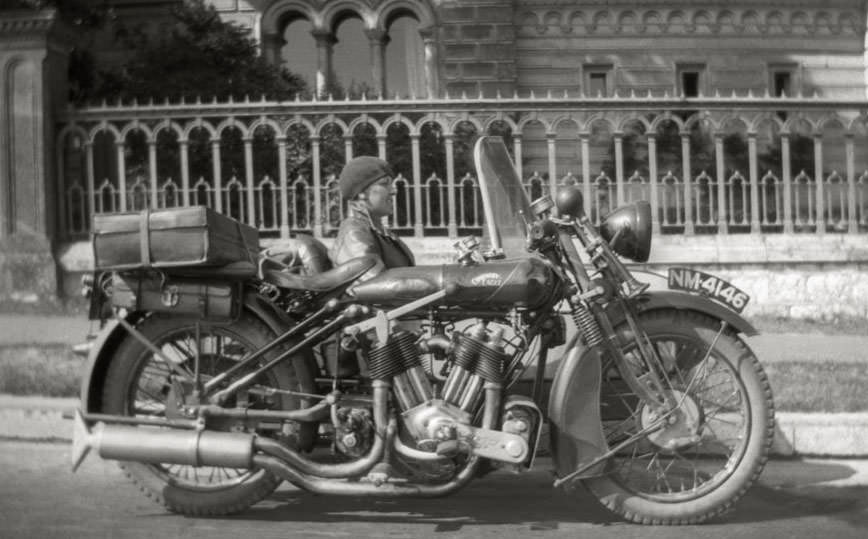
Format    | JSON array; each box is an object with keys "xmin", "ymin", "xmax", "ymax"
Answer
[{"xmin": 401, "ymin": 399, "xmax": 529, "ymax": 464}]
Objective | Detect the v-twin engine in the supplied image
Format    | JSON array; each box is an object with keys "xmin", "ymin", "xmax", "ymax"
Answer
[{"xmin": 366, "ymin": 324, "xmax": 534, "ymax": 465}]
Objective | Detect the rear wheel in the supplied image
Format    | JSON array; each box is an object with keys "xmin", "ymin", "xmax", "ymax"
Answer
[
  {"xmin": 583, "ymin": 309, "xmax": 774, "ymax": 524},
  {"xmin": 101, "ymin": 312, "xmax": 314, "ymax": 516}
]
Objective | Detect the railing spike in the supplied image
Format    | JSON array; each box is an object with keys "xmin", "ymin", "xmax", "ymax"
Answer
[
  {"xmin": 813, "ymin": 89, "xmax": 820, "ymax": 99},
  {"xmin": 328, "ymin": 93, "xmax": 334, "ymax": 101},
  {"xmin": 261, "ymin": 93, "xmax": 267, "ymax": 103},
  {"xmin": 361, "ymin": 92, "xmax": 367, "ymax": 102},
  {"xmin": 444, "ymin": 89, "xmax": 450, "ymax": 100},
  {"xmin": 714, "ymin": 88, "xmax": 721, "ymax": 98},
  {"xmin": 747, "ymin": 88, "xmax": 755, "ymax": 99},
  {"xmin": 212, "ymin": 95, "xmax": 218, "ymax": 104},
  {"xmin": 195, "ymin": 95, "xmax": 201, "ymax": 105},
  {"xmin": 228, "ymin": 94, "xmax": 235, "ymax": 104},
  {"xmin": 244, "ymin": 94, "xmax": 250, "ymax": 103},
  {"xmin": 513, "ymin": 89, "xmax": 519, "ymax": 99},
  {"xmin": 462, "ymin": 90, "xmax": 468, "ymax": 100},
  {"xmin": 630, "ymin": 88, "xmax": 636, "ymax": 99},
  {"xmin": 763, "ymin": 87, "xmax": 771, "ymax": 99},
  {"xmin": 478, "ymin": 88, "xmax": 484, "ymax": 100},
  {"xmin": 530, "ymin": 89, "xmax": 536, "ymax": 99},
  {"xmin": 497, "ymin": 88, "xmax": 503, "ymax": 99},
  {"xmin": 163, "ymin": 96, "xmax": 169, "ymax": 106},
  {"xmin": 547, "ymin": 89, "xmax": 552, "ymax": 99},
  {"xmin": 563, "ymin": 88, "xmax": 568, "ymax": 99}
]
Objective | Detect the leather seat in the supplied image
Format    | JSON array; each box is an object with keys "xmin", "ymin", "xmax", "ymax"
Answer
[
  {"xmin": 262, "ymin": 255, "xmax": 380, "ymax": 292},
  {"xmin": 263, "ymin": 235, "xmax": 332, "ymax": 276}
]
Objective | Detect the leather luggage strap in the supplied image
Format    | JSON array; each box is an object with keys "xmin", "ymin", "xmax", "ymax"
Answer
[{"xmin": 139, "ymin": 208, "xmax": 152, "ymax": 268}]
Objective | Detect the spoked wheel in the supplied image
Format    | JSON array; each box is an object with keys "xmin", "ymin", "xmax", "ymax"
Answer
[
  {"xmin": 583, "ymin": 309, "xmax": 775, "ymax": 524},
  {"xmin": 101, "ymin": 313, "xmax": 315, "ymax": 516}
]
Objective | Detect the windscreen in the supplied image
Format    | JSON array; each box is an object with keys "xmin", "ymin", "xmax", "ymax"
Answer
[{"xmin": 473, "ymin": 136, "xmax": 533, "ymax": 257}]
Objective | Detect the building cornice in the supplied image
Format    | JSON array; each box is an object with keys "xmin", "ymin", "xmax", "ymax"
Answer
[
  {"xmin": 0, "ymin": 9, "xmax": 77, "ymax": 45},
  {"xmin": 515, "ymin": 2, "xmax": 867, "ymax": 38}
]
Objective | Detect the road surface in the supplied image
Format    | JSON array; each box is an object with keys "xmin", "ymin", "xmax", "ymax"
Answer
[{"xmin": 1, "ymin": 440, "xmax": 867, "ymax": 538}]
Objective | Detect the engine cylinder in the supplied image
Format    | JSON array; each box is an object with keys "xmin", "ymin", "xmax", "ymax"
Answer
[{"xmin": 367, "ymin": 330, "xmax": 417, "ymax": 380}]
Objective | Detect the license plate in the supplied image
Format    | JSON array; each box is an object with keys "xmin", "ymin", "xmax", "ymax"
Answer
[{"xmin": 667, "ymin": 267, "xmax": 750, "ymax": 313}]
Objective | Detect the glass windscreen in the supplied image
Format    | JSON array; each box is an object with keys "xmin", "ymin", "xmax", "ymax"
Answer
[{"xmin": 473, "ymin": 136, "xmax": 533, "ymax": 257}]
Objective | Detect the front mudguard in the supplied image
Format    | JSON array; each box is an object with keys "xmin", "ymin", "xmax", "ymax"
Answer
[
  {"xmin": 79, "ymin": 291, "xmax": 312, "ymax": 415},
  {"xmin": 547, "ymin": 340, "xmax": 608, "ymax": 479},
  {"xmin": 610, "ymin": 290, "xmax": 758, "ymax": 337}
]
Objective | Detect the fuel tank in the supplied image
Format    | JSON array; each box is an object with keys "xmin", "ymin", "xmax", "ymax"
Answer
[{"xmin": 347, "ymin": 257, "xmax": 562, "ymax": 311}]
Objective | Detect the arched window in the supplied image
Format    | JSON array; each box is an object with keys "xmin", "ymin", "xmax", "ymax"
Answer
[
  {"xmin": 282, "ymin": 17, "xmax": 317, "ymax": 92},
  {"xmin": 384, "ymin": 14, "xmax": 425, "ymax": 98}
]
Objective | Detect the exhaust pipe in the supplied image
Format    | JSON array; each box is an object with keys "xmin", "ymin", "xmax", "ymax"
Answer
[{"xmin": 72, "ymin": 410, "xmax": 254, "ymax": 472}]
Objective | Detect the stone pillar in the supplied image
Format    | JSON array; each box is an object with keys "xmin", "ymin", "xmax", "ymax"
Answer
[
  {"xmin": 419, "ymin": 26, "xmax": 440, "ymax": 99},
  {"xmin": 365, "ymin": 28, "xmax": 388, "ymax": 98},
  {"xmin": 260, "ymin": 31, "xmax": 285, "ymax": 68},
  {"xmin": 0, "ymin": 9, "xmax": 73, "ymax": 302},
  {"xmin": 312, "ymin": 29, "xmax": 336, "ymax": 97}
]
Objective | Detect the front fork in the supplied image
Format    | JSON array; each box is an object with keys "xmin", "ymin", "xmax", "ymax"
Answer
[{"xmin": 572, "ymin": 297, "xmax": 673, "ymax": 416}]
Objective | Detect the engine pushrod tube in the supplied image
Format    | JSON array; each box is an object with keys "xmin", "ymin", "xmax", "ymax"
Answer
[
  {"xmin": 252, "ymin": 381, "xmax": 392, "ymax": 479},
  {"xmin": 203, "ymin": 301, "xmax": 339, "ymax": 394}
]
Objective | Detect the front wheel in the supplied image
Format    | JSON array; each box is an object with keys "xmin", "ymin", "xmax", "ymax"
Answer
[{"xmin": 583, "ymin": 309, "xmax": 775, "ymax": 524}]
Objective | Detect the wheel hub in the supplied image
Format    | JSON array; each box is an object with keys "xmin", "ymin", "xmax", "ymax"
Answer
[{"xmin": 640, "ymin": 390, "xmax": 702, "ymax": 451}]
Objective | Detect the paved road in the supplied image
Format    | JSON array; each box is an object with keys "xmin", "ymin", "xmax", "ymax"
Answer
[{"xmin": 2, "ymin": 441, "xmax": 867, "ymax": 539}]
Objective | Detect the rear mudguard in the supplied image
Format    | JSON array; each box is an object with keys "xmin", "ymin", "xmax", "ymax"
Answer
[
  {"xmin": 547, "ymin": 290, "xmax": 757, "ymax": 478},
  {"xmin": 79, "ymin": 291, "xmax": 311, "ymax": 415}
]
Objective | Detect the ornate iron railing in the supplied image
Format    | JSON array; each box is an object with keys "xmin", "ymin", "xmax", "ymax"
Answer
[{"xmin": 56, "ymin": 93, "xmax": 868, "ymax": 239}]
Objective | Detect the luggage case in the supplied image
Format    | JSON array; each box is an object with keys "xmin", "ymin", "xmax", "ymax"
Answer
[
  {"xmin": 92, "ymin": 207, "xmax": 259, "ymax": 273},
  {"xmin": 110, "ymin": 272, "xmax": 241, "ymax": 321}
]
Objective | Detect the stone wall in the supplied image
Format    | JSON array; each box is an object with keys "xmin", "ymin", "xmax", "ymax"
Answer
[
  {"xmin": 436, "ymin": 0, "xmax": 517, "ymax": 97},
  {"xmin": 513, "ymin": 1, "xmax": 867, "ymax": 98}
]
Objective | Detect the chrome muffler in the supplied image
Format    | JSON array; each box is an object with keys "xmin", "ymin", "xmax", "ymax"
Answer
[{"xmin": 72, "ymin": 411, "xmax": 254, "ymax": 471}]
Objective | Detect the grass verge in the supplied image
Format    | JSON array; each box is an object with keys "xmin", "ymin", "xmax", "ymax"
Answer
[
  {"xmin": 1, "ymin": 345, "xmax": 866, "ymax": 412},
  {"xmin": 0, "ymin": 346, "xmax": 81, "ymax": 398}
]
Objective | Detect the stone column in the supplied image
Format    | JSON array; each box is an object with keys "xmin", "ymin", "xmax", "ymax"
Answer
[
  {"xmin": 0, "ymin": 9, "xmax": 74, "ymax": 302},
  {"xmin": 312, "ymin": 29, "xmax": 336, "ymax": 97},
  {"xmin": 365, "ymin": 28, "xmax": 388, "ymax": 98},
  {"xmin": 419, "ymin": 26, "xmax": 440, "ymax": 99},
  {"xmin": 260, "ymin": 32, "xmax": 285, "ymax": 68}
]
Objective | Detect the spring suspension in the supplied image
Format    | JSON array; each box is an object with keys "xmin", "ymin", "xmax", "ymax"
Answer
[
  {"xmin": 572, "ymin": 301, "xmax": 604, "ymax": 347},
  {"xmin": 367, "ymin": 330, "xmax": 418, "ymax": 380}
]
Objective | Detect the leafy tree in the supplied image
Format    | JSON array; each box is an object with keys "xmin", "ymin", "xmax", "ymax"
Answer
[{"xmin": 80, "ymin": 0, "xmax": 309, "ymax": 104}]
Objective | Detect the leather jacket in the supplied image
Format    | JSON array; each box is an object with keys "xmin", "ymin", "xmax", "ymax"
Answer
[{"xmin": 329, "ymin": 202, "xmax": 414, "ymax": 279}]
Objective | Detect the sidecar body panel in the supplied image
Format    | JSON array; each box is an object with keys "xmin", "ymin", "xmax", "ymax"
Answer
[{"xmin": 547, "ymin": 341, "xmax": 609, "ymax": 478}]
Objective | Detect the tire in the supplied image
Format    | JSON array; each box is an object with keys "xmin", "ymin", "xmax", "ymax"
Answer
[
  {"xmin": 581, "ymin": 309, "xmax": 775, "ymax": 525},
  {"xmin": 101, "ymin": 312, "xmax": 314, "ymax": 516}
]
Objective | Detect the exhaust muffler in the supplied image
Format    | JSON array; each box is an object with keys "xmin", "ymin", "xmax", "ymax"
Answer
[{"xmin": 72, "ymin": 410, "xmax": 254, "ymax": 471}]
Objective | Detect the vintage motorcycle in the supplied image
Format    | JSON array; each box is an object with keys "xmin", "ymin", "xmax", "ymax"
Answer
[{"xmin": 72, "ymin": 136, "xmax": 774, "ymax": 525}]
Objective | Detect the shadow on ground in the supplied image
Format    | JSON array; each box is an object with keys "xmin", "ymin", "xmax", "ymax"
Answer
[{"xmin": 218, "ymin": 460, "xmax": 868, "ymax": 530}]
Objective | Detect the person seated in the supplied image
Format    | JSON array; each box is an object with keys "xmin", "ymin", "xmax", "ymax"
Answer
[{"xmin": 329, "ymin": 156, "xmax": 414, "ymax": 278}]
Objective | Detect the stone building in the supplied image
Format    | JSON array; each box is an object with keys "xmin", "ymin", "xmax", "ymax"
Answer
[
  {"xmin": 2, "ymin": 0, "xmax": 868, "ymax": 318},
  {"xmin": 89, "ymin": 0, "xmax": 868, "ymax": 100}
]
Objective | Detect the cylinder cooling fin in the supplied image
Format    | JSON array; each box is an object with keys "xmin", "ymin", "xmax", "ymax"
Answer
[{"xmin": 367, "ymin": 330, "xmax": 418, "ymax": 380}]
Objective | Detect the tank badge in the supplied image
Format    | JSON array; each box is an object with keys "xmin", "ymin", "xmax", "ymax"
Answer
[{"xmin": 471, "ymin": 273, "xmax": 503, "ymax": 287}]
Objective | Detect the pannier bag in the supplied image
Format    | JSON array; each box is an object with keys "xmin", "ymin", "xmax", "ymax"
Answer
[
  {"xmin": 92, "ymin": 207, "xmax": 259, "ymax": 273},
  {"xmin": 110, "ymin": 272, "xmax": 241, "ymax": 321}
]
